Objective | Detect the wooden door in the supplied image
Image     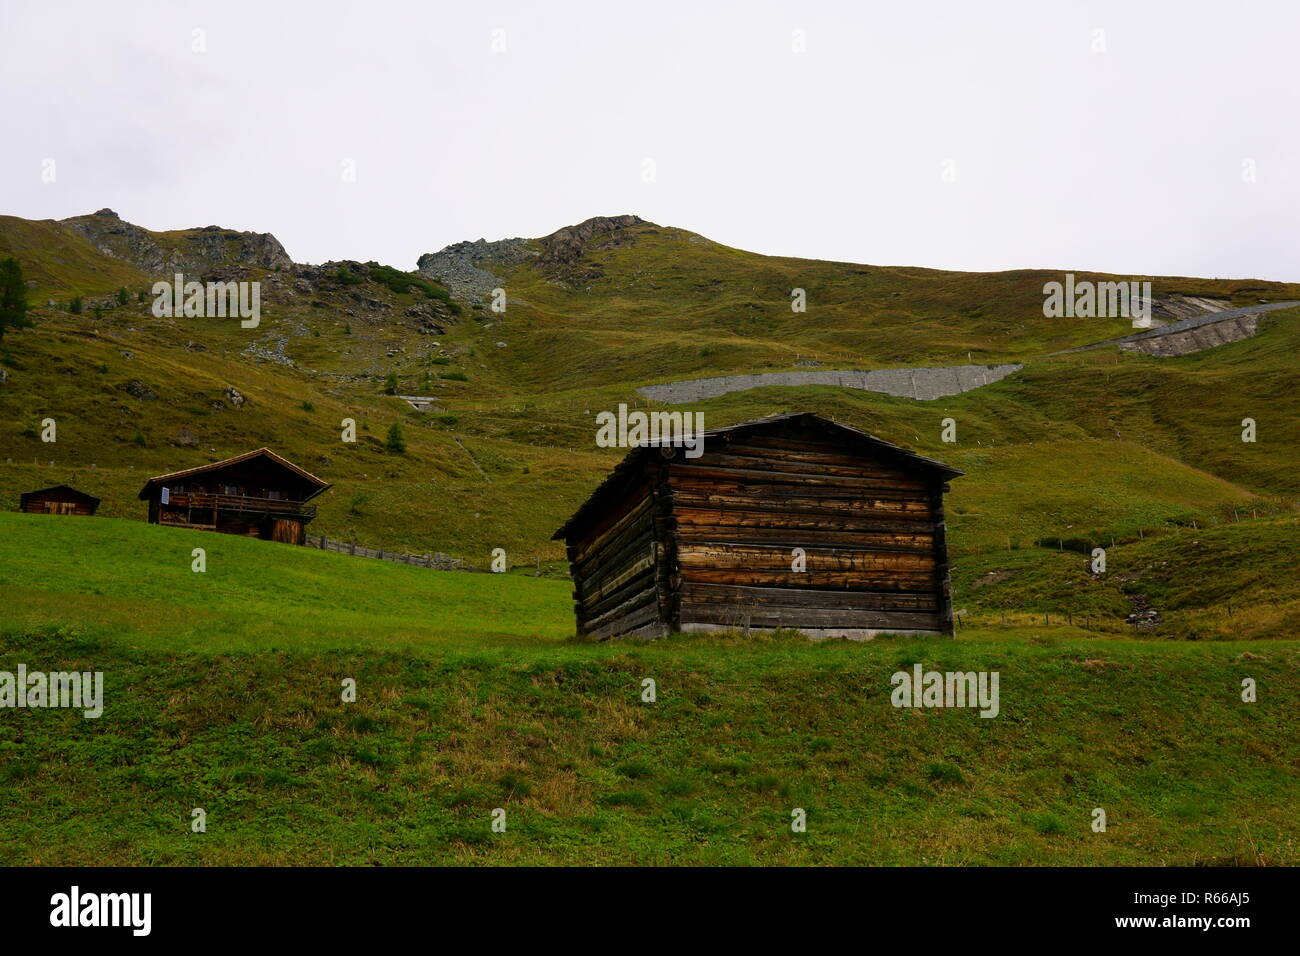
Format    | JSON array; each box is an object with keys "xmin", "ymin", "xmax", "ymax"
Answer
[{"xmin": 270, "ymin": 519, "xmax": 303, "ymax": 545}]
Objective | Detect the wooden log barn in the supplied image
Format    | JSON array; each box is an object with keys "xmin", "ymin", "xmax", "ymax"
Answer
[
  {"xmin": 553, "ymin": 413, "xmax": 962, "ymax": 640},
  {"xmin": 137, "ymin": 448, "xmax": 330, "ymax": 545},
  {"xmin": 19, "ymin": 484, "xmax": 101, "ymax": 516}
]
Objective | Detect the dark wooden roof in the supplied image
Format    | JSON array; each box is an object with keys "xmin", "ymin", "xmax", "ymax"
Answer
[
  {"xmin": 136, "ymin": 447, "xmax": 331, "ymax": 500},
  {"xmin": 20, "ymin": 484, "xmax": 101, "ymax": 505},
  {"xmin": 552, "ymin": 412, "xmax": 962, "ymax": 540}
]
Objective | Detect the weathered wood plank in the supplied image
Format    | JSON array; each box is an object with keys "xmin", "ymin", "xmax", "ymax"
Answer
[
  {"xmin": 671, "ymin": 463, "xmax": 929, "ymax": 492},
  {"xmin": 669, "ymin": 475, "xmax": 932, "ymax": 501},
  {"xmin": 582, "ymin": 547, "xmax": 655, "ymax": 600},
  {"xmin": 677, "ymin": 543, "xmax": 935, "ymax": 572},
  {"xmin": 582, "ymin": 576, "xmax": 657, "ymax": 623},
  {"xmin": 723, "ymin": 433, "xmax": 861, "ymax": 455},
  {"xmin": 675, "ymin": 522, "xmax": 934, "ymax": 545},
  {"xmin": 582, "ymin": 586, "xmax": 660, "ymax": 636},
  {"xmin": 579, "ymin": 549, "xmax": 655, "ymax": 605},
  {"xmin": 727, "ymin": 432, "xmax": 934, "ymax": 469},
  {"xmin": 682, "ymin": 602, "xmax": 942, "ymax": 631},
  {"xmin": 673, "ymin": 505, "xmax": 932, "ymax": 533},
  {"xmin": 683, "ymin": 450, "xmax": 931, "ymax": 487},
  {"xmin": 717, "ymin": 441, "xmax": 916, "ymax": 475},
  {"xmin": 681, "ymin": 581, "xmax": 939, "ymax": 611},
  {"xmin": 676, "ymin": 527, "xmax": 934, "ymax": 550},
  {"xmin": 581, "ymin": 531, "xmax": 654, "ymax": 586},
  {"xmin": 586, "ymin": 599, "xmax": 662, "ymax": 640},
  {"xmin": 573, "ymin": 494, "xmax": 654, "ymax": 566},
  {"xmin": 669, "ymin": 489, "xmax": 935, "ymax": 520},
  {"xmin": 680, "ymin": 568, "xmax": 939, "ymax": 590},
  {"xmin": 652, "ymin": 469, "xmax": 679, "ymax": 632},
  {"xmin": 579, "ymin": 516, "xmax": 652, "ymax": 573},
  {"xmin": 930, "ymin": 485, "xmax": 954, "ymax": 635},
  {"xmin": 676, "ymin": 463, "xmax": 930, "ymax": 494}
]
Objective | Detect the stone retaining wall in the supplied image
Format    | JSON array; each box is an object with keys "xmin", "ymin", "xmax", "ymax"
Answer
[{"xmin": 637, "ymin": 363, "xmax": 1024, "ymax": 404}]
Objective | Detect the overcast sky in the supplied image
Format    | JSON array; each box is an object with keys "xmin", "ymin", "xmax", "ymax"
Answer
[{"xmin": 2, "ymin": 0, "xmax": 1297, "ymax": 280}]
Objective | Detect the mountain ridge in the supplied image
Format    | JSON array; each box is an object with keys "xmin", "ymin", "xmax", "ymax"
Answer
[{"xmin": 9, "ymin": 207, "xmax": 1300, "ymax": 308}]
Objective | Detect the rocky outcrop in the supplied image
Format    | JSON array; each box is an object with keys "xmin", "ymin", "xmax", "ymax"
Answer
[
  {"xmin": 60, "ymin": 208, "xmax": 293, "ymax": 278},
  {"xmin": 416, "ymin": 237, "xmax": 534, "ymax": 303},
  {"xmin": 637, "ymin": 363, "xmax": 1024, "ymax": 404},
  {"xmin": 537, "ymin": 214, "xmax": 644, "ymax": 277},
  {"xmin": 122, "ymin": 379, "xmax": 157, "ymax": 401},
  {"xmin": 269, "ymin": 260, "xmax": 458, "ymax": 335},
  {"xmin": 415, "ymin": 214, "xmax": 648, "ymax": 300}
]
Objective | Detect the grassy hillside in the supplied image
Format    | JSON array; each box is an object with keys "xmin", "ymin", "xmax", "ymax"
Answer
[
  {"xmin": 479, "ymin": 224, "xmax": 1300, "ymax": 386},
  {"xmin": 0, "ymin": 514, "xmax": 1296, "ymax": 866},
  {"xmin": 953, "ymin": 517, "xmax": 1300, "ymax": 640},
  {"xmin": 0, "ymin": 513, "xmax": 570, "ymax": 651},
  {"xmin": 0, "ymin": 212, "xmax": 1296, "ymax": 610},
  {"xmin": 0, "ymin": 216, "xmax": 148, "ymax": 299},
  {"xmin": 3, "ymin": 213, "xmax": 1298, "ymax": 569}
]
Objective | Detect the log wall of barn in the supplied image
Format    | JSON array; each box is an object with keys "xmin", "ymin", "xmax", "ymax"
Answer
[
  {"xmin": 568, "ymin": 474, "xmax": 668, "ymax": 640},
  {"xmin": 664, "ymin": 431, "xmax": 950, "ymax": 635},
  {"xmin": 22, "ymin": 495, "xmax": 96, "ymax": 516}
]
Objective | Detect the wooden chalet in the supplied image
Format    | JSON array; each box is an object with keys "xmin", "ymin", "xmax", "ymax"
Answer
[
  {"xmin": 19, "ymin": 484, "xmax": 101, "ymax": 516},
  {"xmin": 553, "ymin": 413, "xmax": 962, "ymax": 640},
  {"xmin": 137, "ymin": 448, "xmax": 330, "ymax": 545}
]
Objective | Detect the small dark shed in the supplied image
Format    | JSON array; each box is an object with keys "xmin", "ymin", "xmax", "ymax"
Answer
[
  {"xmin": 19, "ymin": 484, "xmax": 101, "ymax": 516},
  {"xmin": 138, "ymin": 447, "xmax": 330, "ymax": 545},
  {"xmin": 553, "ymin": 412, "xmax": 962, "ymax": 640}
]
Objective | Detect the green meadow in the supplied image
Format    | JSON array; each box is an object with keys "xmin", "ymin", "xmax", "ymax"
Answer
[
  {"xmin": 0, "ymin": 513, "xmax": 1296, "ymax": 866},
  {"xmin": 0, "ymin": 513, "xmax": 570, "ymax": 652}
]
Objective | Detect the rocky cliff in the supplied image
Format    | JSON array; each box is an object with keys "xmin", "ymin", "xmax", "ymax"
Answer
[
  {"xmin": 415, "ymin": 214, "xmax": 647, "ymax": 300},
  {"xmin": 60, "ymin": 208, "xmax": 293, "ymax": 278}
]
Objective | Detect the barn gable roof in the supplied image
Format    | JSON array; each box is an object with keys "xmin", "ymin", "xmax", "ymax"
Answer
[
  {"xmin": 136, "ymin": 447, "xmax": 331, "ymax": 501},
  {"xmin": 552, "ymin": 411, "xmax": 962, "ymax": 540},
  {"xmin": 20, "ymin": 484, "xmax": 101, "ymax": 506}
]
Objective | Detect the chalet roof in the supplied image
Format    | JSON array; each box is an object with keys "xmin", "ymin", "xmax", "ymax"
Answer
[
  {"xmin": 136, "ymin": 448, "xmax": 331, "ymax": 500},
  {"xmin": 20, "ymin": 484, "xmax": 101, "ymax": 505},
  {"xmin": 552, "ymin": 411, "xmax": 962, "ymax": 540}
]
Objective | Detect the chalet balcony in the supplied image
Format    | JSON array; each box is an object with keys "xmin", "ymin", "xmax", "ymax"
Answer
[{"xmin": 160, "ymin": 491, "xmax": 317, "ymax": 520}]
